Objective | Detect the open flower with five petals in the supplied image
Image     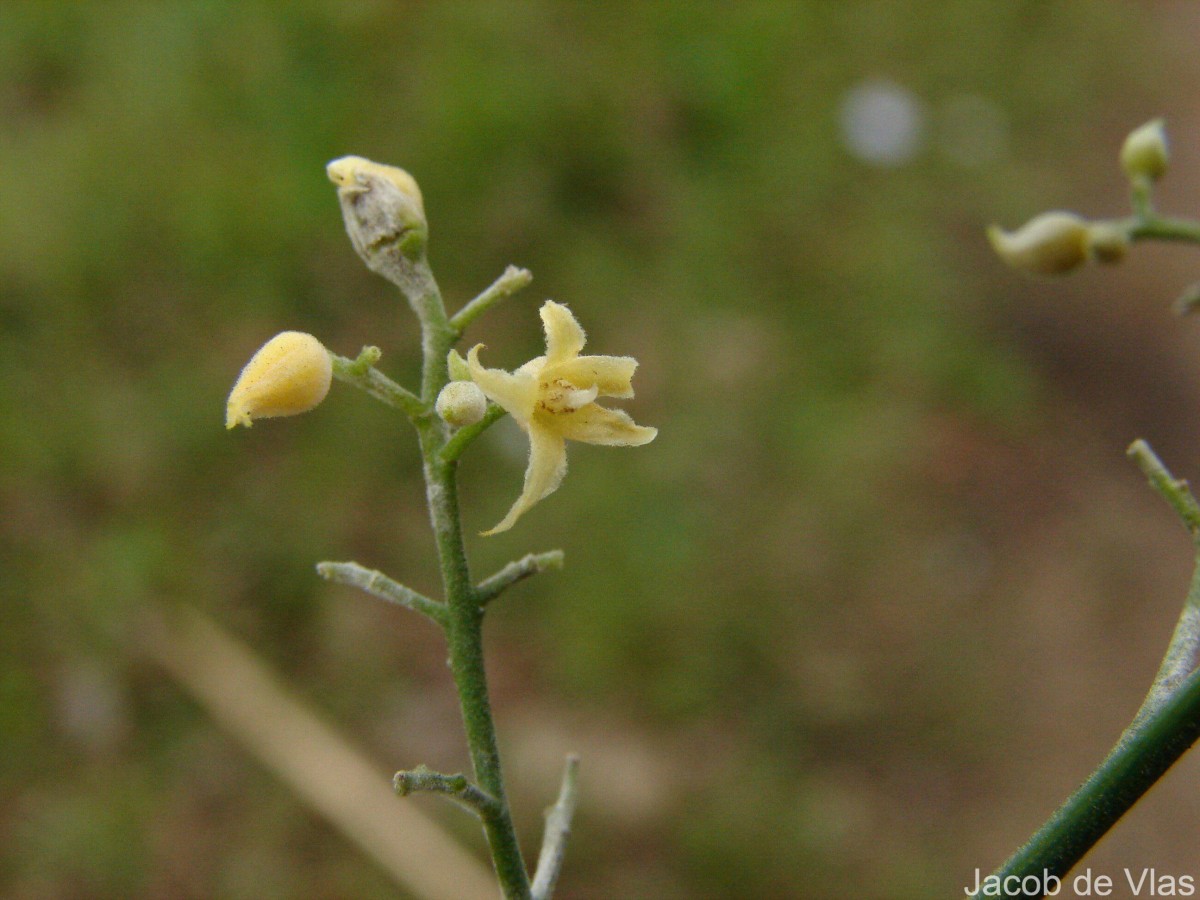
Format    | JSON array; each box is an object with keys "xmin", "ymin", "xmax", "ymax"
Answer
[{"xmin": 467, "ymin": 300, "xmax": 657, "ymax": 534}]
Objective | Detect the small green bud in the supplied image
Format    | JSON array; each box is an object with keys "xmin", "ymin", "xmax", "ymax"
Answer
[
  {"xmin": 1120, "ymin": 119, "xmax": 1168, "ymax": 182},
  {"xmin": 987, "ymin": 211, "xmax": 1090, "ymax": 276},
  {"xmin": 1085, "ymin": 222, "xmax": 1130, "ymax": 264},
  {"xmin": 435, "ymin": 380, "xmax": 488, "ymax": 427}
]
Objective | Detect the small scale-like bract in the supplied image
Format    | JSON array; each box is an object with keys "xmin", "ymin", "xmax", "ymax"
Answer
[
  {"xmin": 468, "ymin": 300, "xmax": 657, "ymax": 534},
  {"xmin": 226, "ymin": 331, "xmax": 332, "ymax": 429},
  {"xmin": 436, "ymin": 380, "xmax": 488, "ymax": 427},
  {"xmin": 987, "ymin": 211, "xmax": 1091, "ymax": 276}
]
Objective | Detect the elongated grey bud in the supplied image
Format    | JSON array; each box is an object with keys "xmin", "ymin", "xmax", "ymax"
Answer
[{"xmin": 327, "ymin": 156, "xmax": 428, "ymax": 284}]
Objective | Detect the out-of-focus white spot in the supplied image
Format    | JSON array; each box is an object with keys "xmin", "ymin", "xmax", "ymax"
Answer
[
  {"xmin": 839, "ymin": 79, "xmax": 925, "ymax": 167},
  {"xmin": 937, "ymin": 94, "xmax": 1009, "ymax": 168}
]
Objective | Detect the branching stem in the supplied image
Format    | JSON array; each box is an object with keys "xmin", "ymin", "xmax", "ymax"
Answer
[
  {"xmin": 394, "ymin": 765, "xmax": 500, "ymax": 821},
  {"xmin": 399, "ymin": 257, "xmax": 532, "ymax": 899},
  {"xmin": 330, "ymin": 351, "xmax": 426, "ymax": 420},
  {"xmin": 477, "ymin": 550, "xmax": 565, "ymax": 607},
  {"xmin": 441, "ymin": 402, "xmax": 508, "ymax": 464},
  {"xmin": 316, "ymin": 561, "xmax": 447, "ymax": 627},
  {"xmin": 450, "ymin": 265, "xmax": 533, "ymax": 336}
]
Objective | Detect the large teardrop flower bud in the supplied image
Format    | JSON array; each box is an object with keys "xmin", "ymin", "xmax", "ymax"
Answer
[
  {"xmin": 987, "ymin": 211, "xmax": 1091, "ymax": 276},
  {"xmin": 226, "ymin": 331, "xmax": 333, "ymax": 429}
]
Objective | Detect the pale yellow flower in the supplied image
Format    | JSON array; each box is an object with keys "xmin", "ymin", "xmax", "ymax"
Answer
[{"xmin": 467, "ymin": 301, "xmax": 657, "ymax": 534}]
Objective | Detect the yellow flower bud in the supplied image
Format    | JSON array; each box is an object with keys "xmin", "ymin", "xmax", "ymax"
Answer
[
  {"xmin": 435, "ymin": 380, "xmax": 488, "ymax": 427},
  {"xmin": 1120, "ymin": 118, "xmax": 1168, "ymax": 182},
  {"xmin": 226, "ymin": 332, "xmax": 332, "ymax": 429},
  {"xmin": 987, "ymin": 211, "xmax": 1090, "ymax": 276}
]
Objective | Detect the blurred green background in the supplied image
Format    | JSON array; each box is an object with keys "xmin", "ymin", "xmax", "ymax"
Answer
[{"xmin": 6, "ymin": 2, "xmax": 1200, "ymax": 897}]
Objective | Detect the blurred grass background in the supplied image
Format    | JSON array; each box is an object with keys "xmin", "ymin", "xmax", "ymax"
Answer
[{"xmin": 6, "ymin": 2, "xmax": 1200, "ymax": 897}]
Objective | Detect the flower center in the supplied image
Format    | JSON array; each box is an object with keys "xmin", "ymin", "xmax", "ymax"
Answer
[{"xmin": 538, "ymin": 378, "xmax": 597, "ymax": 414}]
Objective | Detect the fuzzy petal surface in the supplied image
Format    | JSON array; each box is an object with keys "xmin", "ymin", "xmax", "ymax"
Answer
[
  {"xmin": 542, "ymin": 355, "xmax": 638, "ymax": 398},
  {"xmin": 483, "ymin": 426, "xmax": 567, "ymax": 534},
  {"xmin": 467, "ymin": 345, "xmax": 537, "ymax": 423},
  {"xmin": 541, "ymin": 301, "xmax": 587, "ymax": 364},
  {"xmin": 552, "ymin": 404, "xmax": 658, "ymax": 446}
]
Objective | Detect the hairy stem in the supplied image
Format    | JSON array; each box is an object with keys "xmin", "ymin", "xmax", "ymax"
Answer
[
  {"xmin": 422, "ymin": 444, "xmax": 531, "ymax": 899},
  {"xmin": 315, "ymin": 561, "xmax": 447, "ymax": 626},
  {"xmin": 450, "ymin": 265, "xmax": 534, "ymax": 335},
  {"xmin": 393, "ymin": 765, "xmax": 499, "ymax": 821},
  {"xmin": 330, "ymin": 351, "xmax": 426, "ymax": 419},
  {"xmin": 441, "ymin": 402, "xmax": 508, "ymax": 464},
  {"xmin": 477, "ymin": 550, "xmax": 565, "ymax": 607},
  {"xmin": 405, "ymin": 258, "xmax": 531, "ymax": 899}
]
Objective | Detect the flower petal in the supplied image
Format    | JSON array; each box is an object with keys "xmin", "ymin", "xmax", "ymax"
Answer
[
  {"xmin": 515, "ymin": 355, "xmax": 547, "ymax": 378},
  {"xmin": 467, "ymin": 345, "xmax": 537, "ymax": 422},
  {"xmin": 542, "ymin": 355, "xmax": 638, "ymax": 398},
  {"xmin": 483, "ymin": 425, "xmax": 567, "ymax": 534},
  {"xmin": 553, "ymin": 403, "xmax": 658, "ymax": 446},
  {"xmin": 541, "ymin": 301, "xmax": 586, "ymax": 364}
]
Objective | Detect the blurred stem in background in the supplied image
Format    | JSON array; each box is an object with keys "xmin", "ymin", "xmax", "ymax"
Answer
[
  {"xmin": 973, "ymin": 444, "xmax": 1200, "ymax": 899},
  {"xmin": 977, "ymin": 120, "xmax": 1200, "ymax": 899},
  {"xmin": 138, "ymin": 605, "xmax": 497, "ymax": 900}
]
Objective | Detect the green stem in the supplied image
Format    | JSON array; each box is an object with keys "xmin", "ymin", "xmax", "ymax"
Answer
[
  {"xmin": 969, "ymin": 659, "xmax": 1200, "ymax": 899},
  {"xmin": 422, "ymin": 445, "xmax": 531, "ymax": 899},
  {"xmin": 450, "ymin": 265, "xmax": 533, "ymax": 336},
  {"xmin": 330, "ymin": 352, "xmax": 426, "ymax": 420},
  {"xmin": 315, "ymin": 561, "xmax": 447, "ymax": 627},
  {"xmin": 406, "ymin": 259, "xmax": 531, "ymax": 899},
  {"xmin": 441, "ymin": 402, "xmax": 508, "ymax": 464},
  {"xmin": 1129, "ymin": 175, "xmax": 1155, "ymax": 221},
  {"xmin": 332, "ymin": 171, "xmax": 534, "ymax": 896},
  {"xmin": 1127, "ymin": 439, "xmax": 1200, "ymax": 538},
  {"xmin": 1126, "ymin": 441, "xmax": 1200, "ymax": 722},
  {"xmin": 393, "ymin": 764, "xmax": 499, "ymax": 821},
  {"xmin": 476, "ymin": 550, "xmax": 565, "ymax": 607},
  {"xmin": 970, "ymin": 442, "xmax": 1200, "ymax": 899},
  {"xmin": 1129, "ymin": 213, "xmax": 1200, "ymax": 244}
]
